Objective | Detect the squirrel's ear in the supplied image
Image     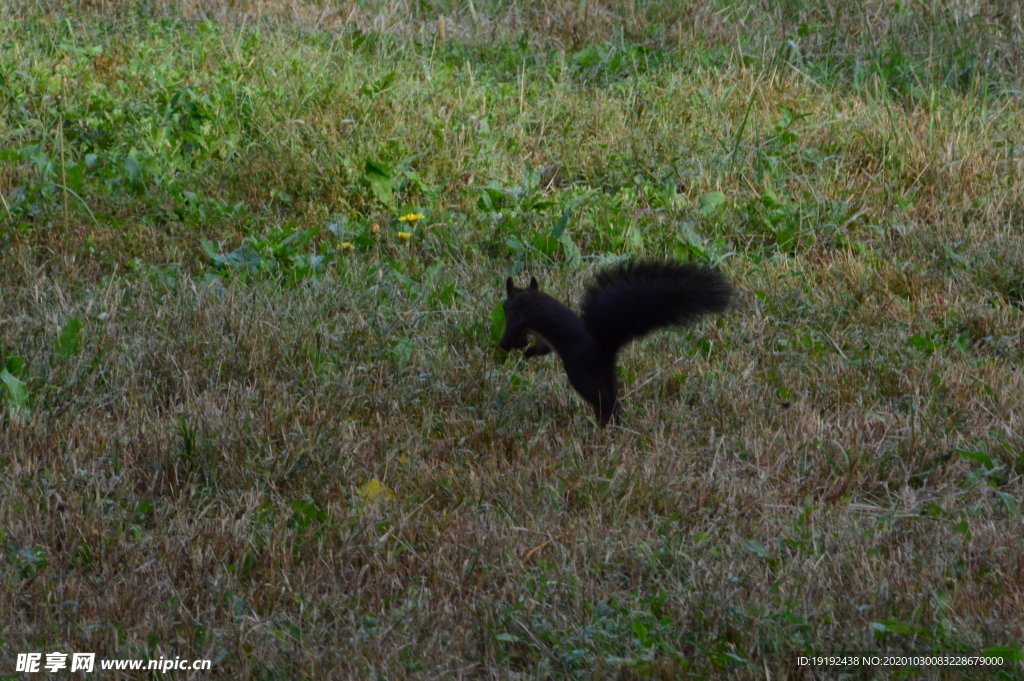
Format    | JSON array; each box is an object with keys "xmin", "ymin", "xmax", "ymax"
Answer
[
  {"xmin": 529, "ymin": 277, "xmax": 539, "ymax": 290},
  {"xmin": 505, "ymin": 277, "xmax": 516, "ymax": 296}
]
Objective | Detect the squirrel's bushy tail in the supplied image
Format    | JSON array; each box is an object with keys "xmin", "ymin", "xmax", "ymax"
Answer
[{"xmin": 580, "ymin": 260, "xmax": 732, "ymax": 355}]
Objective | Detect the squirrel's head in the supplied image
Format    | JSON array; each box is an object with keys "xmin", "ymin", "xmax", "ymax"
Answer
[{"xmin": 499, "ymin": 275, "xmax": 541, "ymax": 351}]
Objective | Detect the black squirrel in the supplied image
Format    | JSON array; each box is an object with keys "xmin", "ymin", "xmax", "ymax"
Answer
[{"xmin": 499, "ymin": 260, "xmax": 732, "ymax": 426}]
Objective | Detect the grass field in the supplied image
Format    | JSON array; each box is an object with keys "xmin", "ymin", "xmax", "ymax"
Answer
[{"xmin": 2, "ymin": 1, "xmax": 1023, "ymax": 678}]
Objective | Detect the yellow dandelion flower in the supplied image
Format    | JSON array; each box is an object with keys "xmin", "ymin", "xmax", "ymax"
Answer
[
  {"xmin": 398, "ymin": 212, "xmax": 425, "ymax": 223},
  {"xmin": 341, "ymin": 242, "xmax": 355, "ymax": 252},
  {"xmin": 397, "ymin": 231, "xmax": 412, "ymax": 241}
]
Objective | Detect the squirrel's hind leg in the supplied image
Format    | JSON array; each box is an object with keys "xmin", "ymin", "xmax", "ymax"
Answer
[{"xmin": 564, "ymin": 356, "xmax": 619, "ymax": 427}]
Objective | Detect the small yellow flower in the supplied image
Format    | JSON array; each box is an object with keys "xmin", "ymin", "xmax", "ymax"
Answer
[
  {"xmin": 398, "ymin": 212, "xmax": 425, "ymax": 223},
  {"xmin": 358, "ymin": 479, "xmax": 395, "ymax": 502},
  {"xmin": 341, "ymin": 241, "xmax": 355, "ymax": 252},
  {"xmin": 397, "ymin": 231, "xmax": 412, "ymax": 241}
]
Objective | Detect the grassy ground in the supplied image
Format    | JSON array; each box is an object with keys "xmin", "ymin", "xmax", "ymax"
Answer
[{"xmin": 2, "ymin": 1, "xmax": 1023, "ymax": 678}]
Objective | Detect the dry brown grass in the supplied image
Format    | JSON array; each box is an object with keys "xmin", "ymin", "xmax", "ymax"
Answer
[{"xmin": 2, "ymin": 1, "xmax": 1024, "ymax": 679}]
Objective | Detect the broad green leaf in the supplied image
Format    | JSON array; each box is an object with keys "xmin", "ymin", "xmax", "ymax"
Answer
[
  {"xmin": 741, "ymin": 539, "xmax": 771, "ymax": 561},
  {"xmin": 124, "ymin": 153, "xmax": 142, "ymax": 190},
  {"xmin": 490, "ymin": 303, "xmax": 506, "ymax": 344},
  {"xmin": 5, "ymin": 355, "xmax": 26, "ymax": 377},
  {"xmin": 56, "ymin": 319, "xmax": 83, "ymax": 359},
  {"xmin": 957, "ymin": 450, "xmax": 995, "ymax": 470},
  {"xmin": 65, "ymin": 160, "xmax": 87, "ymax": 194},
  {"xmin": 532, "ymin": 233, "xmax": 559, "ymax": 256},
  {"xmin": 871, "ymin": 618, "xmax": 916, "ymax": 635},
  {"xmin": 290, "ymin": 498, "xmax": 326, "ymax": 528},
  {"xmin": 996, "ymin": 491, "xmax": 1020, "ymax": 517},
  {"xmin": 698, "ymin": 191, "xmax": 726, "ymax": 215},
  {"xmin": 364, "ymin": 158, "xmax": 393, "ymax": 206},
  {"xmin": 631, "ymin": 619, "xmax": 649, "ymax": 645},
  {"xmin": 1, "ymin": 368, "xmax": 29, "ymax": 411},
  {"xmin": 558, "ymin": 233, "xmax": 580, "ymax": 261},
  {"xmin": 909, "ymin": 334, "xmax": 936, "ymax": 355}
]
